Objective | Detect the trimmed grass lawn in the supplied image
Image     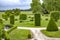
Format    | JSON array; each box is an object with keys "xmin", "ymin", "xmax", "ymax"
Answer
[
  {"xmin": 41, "ymin": 30, "xmax": 60, "ymax": 38},
  {"xmin": 9, "ymin": 29, "xmax": 31, "ymax": 40}
]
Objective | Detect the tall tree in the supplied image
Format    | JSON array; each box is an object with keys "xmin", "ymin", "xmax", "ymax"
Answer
[
  {"xmin": 43, "ymin": 0, "xmax": 60, "ymax": 12},
  {"xmin": 31, "ymin": 0, "xmax": 42, "ymax": 26}
]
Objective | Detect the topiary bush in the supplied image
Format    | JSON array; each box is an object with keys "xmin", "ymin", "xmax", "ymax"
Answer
[
  {"xmin": 0, "ymin": 19, "xmax": 3, "ymax": 24},
  {"xmin": 46, "ymin": 18, "xmax": 58, "ymax": 31},
  {"xmin": 10, "ymin": 14, "xmax": 15, "ymax": 25},
  {"xmin": 28, "ymin": 34, "xmax": 32, "ymax": 39},
  {"xmin": 50, "ymin": 11, "xmax": 60, "ymax": 22},
  {"xmin": 35, "ymin": 14, "xmax": 41, "ymax": 26},
  {"xmin": 2, "ymin": 14, "xmax": 8, "ymax": 20},
  {"xmin": 20, "ymin": 14, "xmax": 27, "ymax": 20}
]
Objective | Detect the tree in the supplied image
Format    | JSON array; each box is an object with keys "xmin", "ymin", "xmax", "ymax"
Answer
[
  {"xmin": 50, "ymin": 11, "xmax": 60, "ymax": 22},
  {"xmin": 43, "ymin": 0, "xmax": 60, "ymax": 12},
  {"xmin": 46, "ymin": 18, "xmax": 58, "ymax": 31},
  {"xmin": 10, "ymin": 13, "xmax": 15, "ymax": 25},
  {"xmin": 13, "ymin": 8, "xmax": 21, "ymax": 16},
  {"xmin": 31, "ymin": 0, "xmax": 42, "ymax": 26}
]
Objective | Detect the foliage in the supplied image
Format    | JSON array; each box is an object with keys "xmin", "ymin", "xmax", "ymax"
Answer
[
  {"xmin": 31, "ymin": 0, "xmax": 41, "ymax": 26},
  {"xmin": 5, "ymin": 10, "xmax": 12, "ymax": 17},
  {"xmin": 0, "ymin": 19, "xmax": 3, "ymax": 24},
  {"xmin": 28, "ymin": 34, "xmax": 32, "ymax": 39},
  {"xmin": 2, "ymin": 14, "xmax": 8, "ymax": 20},
  {"xmin": 50, "ymin": 11, "xmax": 60, "ymax": 21},
  {"xmin": 10, "ymin": 14, "xmax": 15, "ymax": 25},
  {"xmin": 20, "ymin": 14, "xmax": 27, "ymax": 20},
  {"xmin": 35, "ymin": 13, "xmax": 41, "ymax": 26},
  {"xmin": 13, "ymin": 8, "xmax": 21, "ymax": 16},
  {"xmin": 43, "ymin": 0, "xmax": 60, "ymax": 12},
  {"xmin": 46, "ymin": 18, "xmax": 58, "ymax": 31}
]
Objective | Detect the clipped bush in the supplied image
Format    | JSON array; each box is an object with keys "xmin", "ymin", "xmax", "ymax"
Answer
[
  {"xmin": 46, "ymin": 18, "xmax": 58, "ymax": 31},
  {"xmin": 0, "ymin": 19, "xmax": 3, "ymax": 24},
  {"xmin": 20, "ymin": 14, "xmax": 27, "ymax": 20},
  {"xmin": 28, "ymin": 34, "xmax": 32, "ymax": 39},
  {"xmin": 50, "ymin": 11, "xmax": 60, "ymax": 22},
  {"xmin": 45, "ymin": 18, "xmax": 48, "ymax": 21},
  {"xmin": 5, "ymin": 32, "xmax": 10, "ymax": 40},
  {"xmin": 7, "ymin": 26, "xmax": 17, "ymax": 33},
  {"xmin": 2, "ymin": 14, "xmax": 8, "ymax": 20},
  {"xmin": 10, "ymin": 14, "xmax": 15, "ymax": 25},
  {"xmin": 35, "ymin": 14, "xmax": 41, "ymax": 26},
  {"xmin": 20, "ymin": 20, "xmax": 23, "ymax": 23}
]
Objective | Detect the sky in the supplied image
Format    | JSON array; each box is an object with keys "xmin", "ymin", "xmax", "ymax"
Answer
[{"xmin": 0, "ymin": 0, "xmax": 43, "ymax": 10}]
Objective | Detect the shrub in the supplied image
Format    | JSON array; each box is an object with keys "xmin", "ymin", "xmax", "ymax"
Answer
[
  {"xmin": 50, "ymin": 11, "xmax": 60, "ymax": 22},
  {"xmin": 46, "ymin": 18, "xmax": 58, "ymax": 31},
  {"xmin": 45, "ymin": 18, "xmax": 48, "ymax": 21},
  {"xmin": 20, "ymin": 20, "xmax": 23, "ymax": 23},
  {"xmin": 5, "ymin": 32, "xmax": 10, "ymax": 40},
  {"xmin": 2, "ymin": 14, "xmax": 8, "ymax": 20},
  {"xmin": 15, "ymin": 19, "xmax": 18, "ymax": 21},
  {"xmin": 20, "ymin": 14, "xmax": 27, "ymax": 20},
  {"xmin": 0, "ymin": 19, "xmax": 3, "ymax": 24},
  {"xmin": 28, "ymin": 34, "xmax": 32, "ymax": 39},
  {"xmin": 10, "ymin": 14, "xmax": 15, "ymax": 25},
  {"xmin": 7, "ymin": 26, "xmax": 17, "ymax": 33},
  {"xmin": 35, "ymin": 14, "xmax": 41, "ymax": 26}
]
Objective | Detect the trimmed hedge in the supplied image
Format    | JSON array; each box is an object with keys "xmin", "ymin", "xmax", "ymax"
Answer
[
  {"xmin": 7, "ymin": 26, "xmax": 17, "ymax": 33},
  {"xmin": 10, "ymin": 14, "xmax": 15, "ymax": 25},
  {"xmin": 50, "ymin": 11, "xmax": 60, "ymax": 22},
  {"xmin": 0, "ymin": 19, "xmax": 3, "ymax": 24},
  {"xmin": 20, "ymin": 14, "xmax": 27, "ymax": 20},
  {"xmin": 35, "ymin": 14, "xmax": 41, "ymax": 26},
  {"xmin": 2, "ymin": 14, "xmax": 8, "ymax": 20},
  {"xmin": 46, "ymin": 18, "xmax": 58, "ymax": 31}
]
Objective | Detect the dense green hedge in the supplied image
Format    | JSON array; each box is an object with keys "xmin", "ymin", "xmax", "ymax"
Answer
[
  {"xmin": 2, "ymin": 14, "xmax": 8, "ymax": 20},
  {"xmin": 7, "ymin": 26, "xmax": 17, "ymax": 33},
  {"xmin": 10, "ymin": 14, "xmax": 15, "ymax": 25},
  {"xmin": 0, "ymin": 19, "xmax": 3, "ymax": 24},
  {"xmin": 46, "ymin": 18, "xmax": 58, "ymax": 31},
  {"xmin": 50, "ymin": 11, "xmax": 60, "ymax": 22},
  {"xmin": 35, "ymin": 14, "xmax": 41, "ymax": 26},
  {"xmin": 20, "ymin": 14, "xmax": 27, "ymax": 20}
]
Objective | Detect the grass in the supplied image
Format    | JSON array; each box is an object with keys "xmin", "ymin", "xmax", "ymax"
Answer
[
  {"xmin": 41, "ymin": 30, "xmax": 60, "ymax": 38},
  {"xmin": 9, "ymin": 29, "xmax": 31, "ymax": 40}
]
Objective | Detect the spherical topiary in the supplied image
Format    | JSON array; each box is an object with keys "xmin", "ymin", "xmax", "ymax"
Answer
[
  {"xmin": 46, "ymin": 18, "xmax": 58, "ymax": 31},
  {"xmin": 50, "ymin": 11, "xmax": 60, "ymax": 22}
]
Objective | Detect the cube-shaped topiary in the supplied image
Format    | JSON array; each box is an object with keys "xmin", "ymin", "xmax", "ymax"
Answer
[{"xmin": 46, "ymin": 18, "xmax": 58, "ymax": 31}]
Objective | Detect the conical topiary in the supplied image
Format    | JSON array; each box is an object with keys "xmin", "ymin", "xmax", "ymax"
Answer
[{"xmin": 46, "ymin": 18, "xmax": 58, "ymax": 31}]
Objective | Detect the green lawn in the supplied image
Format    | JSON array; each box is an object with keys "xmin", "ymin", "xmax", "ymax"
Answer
[
  {"xmin": 41, "ymin": 30, "xmax": 60, "ymax": 38},
  {"xmin": 0, "ymin": 11, "xmax": 60, "ymax": 27},
  {"xmin": 9, "ymin": 29, "xmax": 31, "ymax": 40}
]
